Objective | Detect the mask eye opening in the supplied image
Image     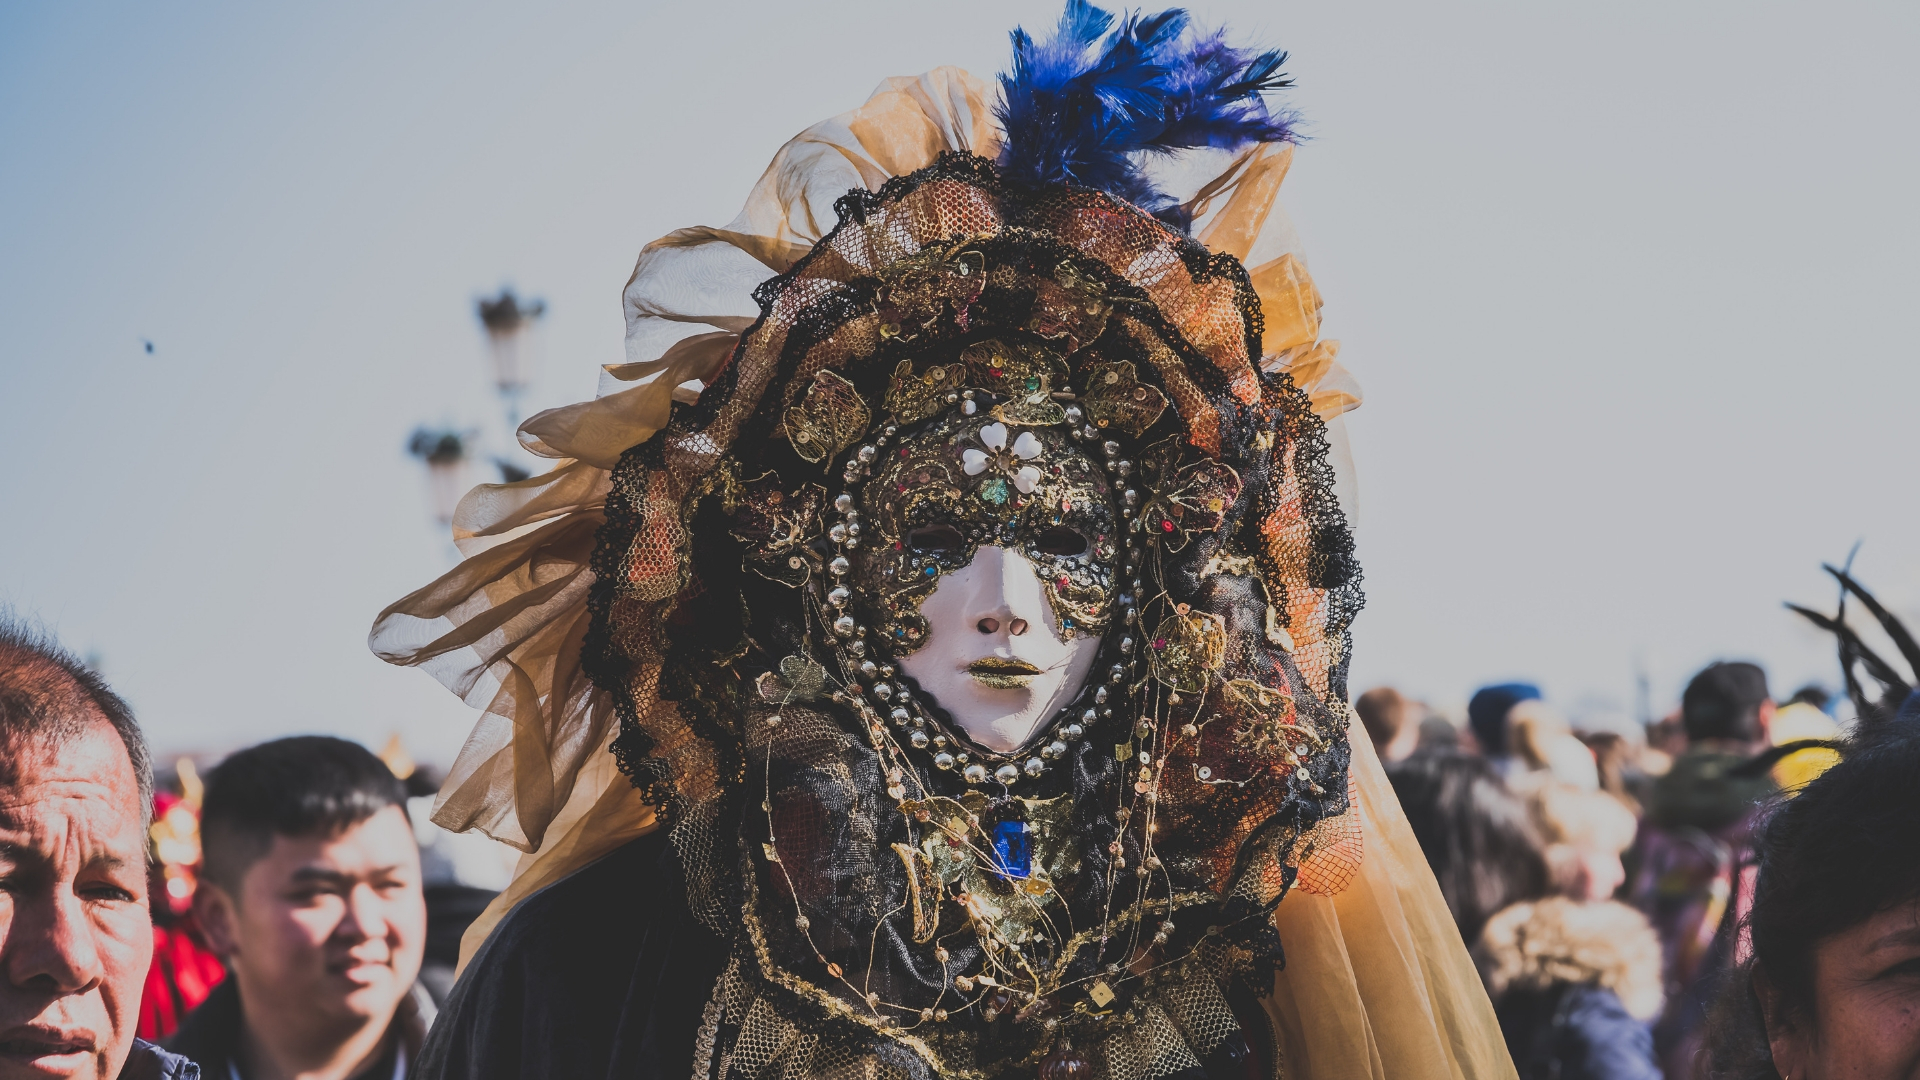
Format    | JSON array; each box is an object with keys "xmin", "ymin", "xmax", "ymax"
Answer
[
  {"xmin": 906, "ymin": 524, "xmax": 967, "ymax": 555},
  {"xmin": 1034, "ymin": 525, "xmax": 1090, "ymax": 558}
]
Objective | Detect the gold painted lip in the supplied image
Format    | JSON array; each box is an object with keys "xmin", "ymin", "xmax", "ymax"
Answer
[
  {"xmin": 968, "ymin": 656, "xmax": 1042, "ymax": 688},
  {"xmin": 969, "ymin": 657, "xmax": 1042, "ymax": 675}
]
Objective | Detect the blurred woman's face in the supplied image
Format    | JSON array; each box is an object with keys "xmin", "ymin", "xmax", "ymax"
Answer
[
  {"xmin": 1548, "ymin": 843, "xmax": 1626, "ymax": 904},
  {"xmin": 1765, "ymin": 897, "xmax": 1920, "ymax": 1080}
]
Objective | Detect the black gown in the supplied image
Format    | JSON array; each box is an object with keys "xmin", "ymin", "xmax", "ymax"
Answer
[{"xmin": 416, "ymin": 832, "xmax": 728, "ymax": 1080}]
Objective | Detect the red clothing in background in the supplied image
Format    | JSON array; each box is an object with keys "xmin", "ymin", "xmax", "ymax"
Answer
[{"xmin": 137, "ymin": 917, "xmax": 227, "ymax": 1041}]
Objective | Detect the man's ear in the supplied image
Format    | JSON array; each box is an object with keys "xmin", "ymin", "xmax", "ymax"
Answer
[
  {"xmin": 1753, "ymin": 962, "xmax": 1805, "ymax": 1079},
  {"xmin": 194, "ymin": 879, "xmax": 241, "ymax": 961}
]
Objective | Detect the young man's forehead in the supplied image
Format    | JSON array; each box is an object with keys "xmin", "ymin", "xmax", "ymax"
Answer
[{"xmin": 250, "ymin": 805, "xmax": 419, "ymax": 873}]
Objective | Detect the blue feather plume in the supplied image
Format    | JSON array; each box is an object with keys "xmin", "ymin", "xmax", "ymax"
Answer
[{"xmin": 995, "ymin": 0, "xmax": 1299, "ymax": 227}]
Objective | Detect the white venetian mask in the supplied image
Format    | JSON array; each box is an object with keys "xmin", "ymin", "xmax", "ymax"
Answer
[{"xmin": 898, "ymin": 544, "xmax": 1103, "ymax": 753}]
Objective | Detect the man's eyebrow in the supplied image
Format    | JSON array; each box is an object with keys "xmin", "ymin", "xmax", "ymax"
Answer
[
  {"xmin": 287, "ymin": 864, "xmax": 411, "ymax": 884},
  {"xmin": 288, "ymin": 867, "xmax": 355, "ymax": 885},
  {"xmin": 0, "ymin": 846, "xmax": 146, "ymax": 879},
  {"xmin": 0, "ymin": 843, "xmax": 137, "ymax": 878}
]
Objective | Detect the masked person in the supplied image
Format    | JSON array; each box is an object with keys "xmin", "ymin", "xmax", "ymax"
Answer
[{"xmin": 372, "ymin": 6, "xmax": 1513, "ymax": 1079}]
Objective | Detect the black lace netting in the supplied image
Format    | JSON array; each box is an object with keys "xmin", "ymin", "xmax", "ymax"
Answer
[{"xmin": 580, "ymin": 153, "xmax": 1362, "ymax": 1080}]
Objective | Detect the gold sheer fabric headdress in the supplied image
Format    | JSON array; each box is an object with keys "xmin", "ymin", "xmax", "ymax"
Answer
[{"xmin": 371, "ymin": 36, "xmax": 1511, "ymax": 1080}]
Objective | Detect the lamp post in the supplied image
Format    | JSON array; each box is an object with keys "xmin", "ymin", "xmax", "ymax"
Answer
[
  {"xmin": 406, "ymin": 290, "xmax": 546, "ymax": 555},
  {"xmin": 477, "ymin": 289, "xmax": 546, "ymax": 483},
  {"xmin": 477, "ymin": 288, "xmax": 546, "ymax": 432},
  {"xmin": 406, "ymin": 426, "xmax": 473, "ymax": 528}
]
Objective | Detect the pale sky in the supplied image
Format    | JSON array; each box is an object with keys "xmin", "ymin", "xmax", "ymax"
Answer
[{"xmin": 3, "ymin": 1, "xmax": 1915, "ymax": 763}]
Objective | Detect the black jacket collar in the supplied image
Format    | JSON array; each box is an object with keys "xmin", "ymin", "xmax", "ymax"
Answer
[
  {"xmin": 164, "ymin": 977, "xmax": 433, "ymax": 1079},
  {"xmin": 121, "ymin": 1039, "xmax": 201, "ymax": 1079}
]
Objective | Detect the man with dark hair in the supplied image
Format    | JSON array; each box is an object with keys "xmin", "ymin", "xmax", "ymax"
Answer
[
  {"xmin": 0, "ymin": 616, "xmax": 199, "ymax": 1079},
  {"xmin": 169, "ymin": 738, "xmax": 428, "ymax": 1080},
  {"xmin": 1627, "ymin": 660, "xmax": 1777, "ymax": 1077},
  {"xmin": 1678, "ymin": 661, "xmax": 1774, "ymax": 745}
]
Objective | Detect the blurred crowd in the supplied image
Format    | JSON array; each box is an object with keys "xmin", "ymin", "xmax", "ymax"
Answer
[
  {"xmin": 1361, "ymin": 661, "xmax": 1914, "ymax": 1080},
  {"xmin": 4, "ymin": 610, "xmax": 1917, "ymax": 1080}
]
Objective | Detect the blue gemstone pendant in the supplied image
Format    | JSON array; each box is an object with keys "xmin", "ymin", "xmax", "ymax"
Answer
[{"xmin": 991, "ymin": 819, "xmax": 1032, "ymax": 879}]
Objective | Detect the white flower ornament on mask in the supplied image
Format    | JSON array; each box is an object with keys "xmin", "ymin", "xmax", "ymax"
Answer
[{"xmin": 961, "ymin": 422, "xmax": 1044, "ymax": 497}]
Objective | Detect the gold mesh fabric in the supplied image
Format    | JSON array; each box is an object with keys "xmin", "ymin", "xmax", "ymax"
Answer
[
  {"xmin": 704, "ymin": 953, "xmax": 1259, "ymax": 1080},
  {"xmin": 1096, "ymin": 1004, "xmax": 1200, "ymax": 1080},
  {"xmin": 1294, "ymin": 777, "xmax": 1365, "ymax": 897}
]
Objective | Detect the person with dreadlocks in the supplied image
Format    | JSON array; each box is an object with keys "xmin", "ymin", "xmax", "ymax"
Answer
[{"xmin": 370, "ymin": 5, "xmax": 1514, "ymax": 1079}]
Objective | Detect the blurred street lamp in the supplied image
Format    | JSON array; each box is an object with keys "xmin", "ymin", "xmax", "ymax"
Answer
[
  {"xmin": 407, "ymin": 426, "xmax": 473, "ymax": 527},
  {"xmin": 478, "ymin": 288, "xmax": 546, "ymax": 483},
  {"xmin": 477, "ymin": 288, "xmax": 546, "ymax": 429}
]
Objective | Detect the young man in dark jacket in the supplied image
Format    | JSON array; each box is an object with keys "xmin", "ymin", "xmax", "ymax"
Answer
[{"xmin": 167, "ymin": 738, "xmax": 430, "ymax": 1080}]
